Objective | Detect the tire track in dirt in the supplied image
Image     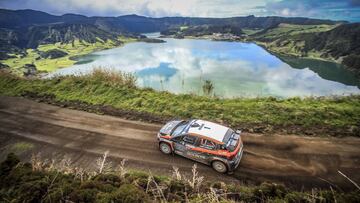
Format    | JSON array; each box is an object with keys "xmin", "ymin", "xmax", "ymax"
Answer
[{"xmin": 0, "ymin": 96, "xmax": 359, "ymax": 190}]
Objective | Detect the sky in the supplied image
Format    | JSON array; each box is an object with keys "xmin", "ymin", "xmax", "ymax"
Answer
[{"xmin": 0, "ymin": 0, "xmax": 359, "ymax": 22}]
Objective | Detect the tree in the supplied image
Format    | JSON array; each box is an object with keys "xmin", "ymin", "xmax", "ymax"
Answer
[{"xmin": 202, "ymin": 80, "xmax": 214, "ymax": 96}]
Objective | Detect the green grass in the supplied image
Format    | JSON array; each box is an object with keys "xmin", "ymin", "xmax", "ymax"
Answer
[
  {"xmin": 0, "ymin": 70, "xmax": 359, "ymax": 136},
  {"xmin": 242, "ymin": 28, "xmax": 263, "ymax": 35},
  {"xmin": 180, "ymin": 26, "xmax": 189, "ymax": 31},
  {"xmin": 252, "ymin": 23, "xmax": 341, "ymax": 60},
  {"xmin": 257, "ymin": 23, "xmax": 338, "ymax": 39},
  {"xmin": 9, "ymin": 142, "xmax": 34, "ymax": 154},
  {"xmin": 0, "ymin": 37, "xmax": 136, "ymax": 74}
]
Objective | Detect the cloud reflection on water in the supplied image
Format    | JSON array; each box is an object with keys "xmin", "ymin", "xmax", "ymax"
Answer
[{"xmin": 50, "ymin": 38, "xmax": 360, "ymax": 98}]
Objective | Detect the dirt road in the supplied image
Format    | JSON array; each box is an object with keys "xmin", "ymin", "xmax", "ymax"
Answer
[{"xmin": 0, "ymin": 96, "xmax": 359, "ymax": 190}]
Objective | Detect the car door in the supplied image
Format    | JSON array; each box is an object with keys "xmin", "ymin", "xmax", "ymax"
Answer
[
  {"xmin": 196, "ymin": 138, "xmax": 218, "ymax": 164},
  {"xmin": 173, "ymin": 134, "xmax": 203, "ymax": 161},
  {"xmin": 181, "ymin": 135, "xmax": 210, "ymax": 163},
  {"xmin": 172, "ymin": 135, "xmax": 187, "ymax": 156}
]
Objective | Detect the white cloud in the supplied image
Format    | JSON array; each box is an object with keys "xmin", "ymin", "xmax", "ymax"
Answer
[
  {"xmin": 0, "ymin": 0, "xmax": 359, "ymax": 20},
  {"xmin": 0, "ymin": 0, "xmax": 269, "ymax": 17},
  {"xmin": 261, "ymin": 0, "xmax": 360, "ymax": 21}
]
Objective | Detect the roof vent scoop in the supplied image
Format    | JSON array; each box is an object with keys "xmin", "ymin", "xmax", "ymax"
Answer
[{"xmin": 190, "ymin": 123, "xmax": 200, "ymax": 128}]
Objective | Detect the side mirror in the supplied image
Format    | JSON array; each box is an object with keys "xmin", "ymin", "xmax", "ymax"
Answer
[{"xmin": 236, "ymin": 129, "xmax": 242, "ymax": 134}]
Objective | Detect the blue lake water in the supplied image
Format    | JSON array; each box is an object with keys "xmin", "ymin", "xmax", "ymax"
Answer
[{"xmin": 50, "ymin": 34, "xmax": 360, "ymax": 98}]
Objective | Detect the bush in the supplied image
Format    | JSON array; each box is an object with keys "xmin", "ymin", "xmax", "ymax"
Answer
[
  {"xmin": 16, "ymin": 179, "xmax": 49, "ymax": 202},
  {"xmin": 109, "ymin": 184, "xmax": 150, "ymax": 203},
  {"xmin": 70, "ymin": 188, "xmax": 98, "ymax": 202},
  {"xmin": 284, "ymin": 191, "xmax": 308, "ymax": 203},
  {"xmin": 253, "ymin": 182, "xmax": 287, "ymax": 200},
  {"xmin": 0, "ymin": 153, "xmax": 20, "ymax": 177},
  {"xmin": 80, "ymin": 180, "xmax": 116, "ymax": 193},
  {"xmin": 202, "ymin": 80, "xmax": 214, "ymax": 96},
  {"xmin": 80, "ymin": 67, "xmax": 137, "ymax": 88},
  {"xmin": 337, "ymin": 191, "xmax": 360, "ymax": 203},
  {"xmin": 94, "ymin": 173, "xmax": 122, "ymax": 187}
]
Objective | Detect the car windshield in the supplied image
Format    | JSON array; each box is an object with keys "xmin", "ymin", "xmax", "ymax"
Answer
[{"xmin": 171, "ymin": 121, "xmax": 189, "ymax": 136}]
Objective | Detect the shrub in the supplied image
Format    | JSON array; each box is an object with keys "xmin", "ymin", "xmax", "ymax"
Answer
[
  {"xmin": 125, "ymin": 171, "xmax": 149, "ymax": 188},
  {"xmin": 2, "ymin": 162, "xmax": 32, "ymax": 187},
  {"xmin": 337, "ymin": 191, "xmax": 360, "ymax": 203},
  {"xmin": 202, "ymin": 79, "xmax": 214, "ymax": 96},
  {"xmin": 16, "ymin": 179, "xmax": 49, "ymax": 202},
  {"xmin": 284, "ymin": 191, "xmax": 308, "ymax": 203},
  {"xmin": 70, "ymin": 188, "xmax": 98, "ymax": 202},
  {"xmin": 43, "ymin": 181, "xmax": 78, "ymax": 203},
  {"xmin": 110, "ymin": 184, "xmax": 150, "ymax": 203},
  {"xmin": 80, "ymin": 67, "xmax": 137, "ymax": 88},
  {"xmin": 94, "ymin": 173, "xmax": 122, "ymax": 187},
  {"xmin": 168, "ymin": 179, "xmax": 187, "ymax": 193},
  {"xmin": 0, "ymin": 153, "xmax": 20, "ymax": 177},
  {"xmin": 253, "ymin": 182, "xmax": 287, "ymax": 200},
  {"xmin": 80, "ymin": 180, "xmax": 116, "ymax": 193}
]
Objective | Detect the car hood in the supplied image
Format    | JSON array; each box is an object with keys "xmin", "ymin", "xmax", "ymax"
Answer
[{"xmin": 159, "ymin": 120, "xmax": 183, "ymax": 135}]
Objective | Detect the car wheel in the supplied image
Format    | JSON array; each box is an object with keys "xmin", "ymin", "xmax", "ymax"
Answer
[
  {"xmin": 212, "ymin": 161, "xmax": 227, "ymax": 173},
  {"xmin": 159, "ymin": 142, "xmax": 172, "ymax": 154}
]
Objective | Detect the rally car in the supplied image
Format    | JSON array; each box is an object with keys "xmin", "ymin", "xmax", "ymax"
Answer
[{"xmin": 157, "ymin": 119, "xmax": 243, "ymax": 173}]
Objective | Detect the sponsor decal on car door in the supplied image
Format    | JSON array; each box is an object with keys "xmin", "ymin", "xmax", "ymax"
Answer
[
  {"xmin": 174, "ymin": 135, "xmax": 205, "ymax": 162},
  {"xmin": 183, "ymin": 135, "xmax": 208, "ymax": 163},
  {"xmin": 192, "ymin": 139, "xmax": 217, "ymax": 164},
  {"xmin": 173, "ymin": 141, "xmax": 186, "ymax": 156}
]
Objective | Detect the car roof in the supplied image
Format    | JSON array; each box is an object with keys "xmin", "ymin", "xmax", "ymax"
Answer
[{"xmin": 187, "ymin": 119, "xmax": 229, "ymax": 143}]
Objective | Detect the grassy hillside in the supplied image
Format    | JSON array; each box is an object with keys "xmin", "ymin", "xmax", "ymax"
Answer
[
  {"xmin": 0, "ymin": 69, "xmax": 359, "ymax": 137},
  {"xmin": 252, "ymin": 23, "xmax": 337, "ymax": 39},
  {"xmin": 251, "ymin": 23, "xmax": 360, "ymax": 75},
  {"xmin": 0, "ymin": 37, "xmax": 136, "ymax": 75},
  {"xmin": 1, "ymin": 153, "xmax": 359, "ymax": 203}
]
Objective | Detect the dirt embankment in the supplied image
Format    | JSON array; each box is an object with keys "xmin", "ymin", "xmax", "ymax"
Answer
[{"xmin": 0, "ymin": 96, "xmax": 359, "ymax": 191}]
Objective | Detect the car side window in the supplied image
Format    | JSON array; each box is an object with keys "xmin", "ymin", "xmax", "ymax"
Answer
[
  {"xmin": 182, "ymin": 135, "xmax": 197, "ymax": 145},
  {"xmin": 200, "ymin": 139, "xmax": 216, "ymax": 150}
]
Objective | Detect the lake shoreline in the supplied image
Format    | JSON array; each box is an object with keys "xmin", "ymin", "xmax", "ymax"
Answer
[
  {"xmin": 160, "ymin": 34, "xmax": 350, "ymax": 70},
  {"xmin": 49, "ymin": 36, "xmax": 360, "ymax": 98},
  {"xmin": 4, "ymin": 34, "xmax": 359, "ymax": 98}
]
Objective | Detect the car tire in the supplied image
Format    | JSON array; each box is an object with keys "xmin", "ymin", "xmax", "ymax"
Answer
[
  {"xmin": 212, "ymin": 161, "xmax": 227, "ymax": 173},
  {"xmin": 159, "ymin": 142, "xmax": 172, "ymax": 154}
]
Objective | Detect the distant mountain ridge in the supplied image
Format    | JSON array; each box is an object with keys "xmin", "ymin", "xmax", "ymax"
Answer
[
  {"xmin": 0, "ymin": 9, "xmax": 344, "ymax": 32},
  {"xmin": 0, "ymin": 9, "xmax": 345, "ymax": 53}
]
